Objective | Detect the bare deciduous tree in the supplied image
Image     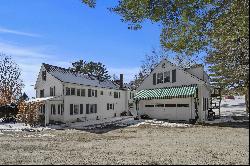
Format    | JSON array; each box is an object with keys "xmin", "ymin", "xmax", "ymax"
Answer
[
  {"xmin": 17, "ymin": 100, "xmax": 43, "ymax": 126},
  {"xmin": 0, "ymin": 53, "xmax": 24, "ymax": 106}
]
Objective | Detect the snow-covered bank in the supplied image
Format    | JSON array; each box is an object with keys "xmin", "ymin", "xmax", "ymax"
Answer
[{"xmin": 215, "ymin": 96, "xmax": 248, "ymax": 117}]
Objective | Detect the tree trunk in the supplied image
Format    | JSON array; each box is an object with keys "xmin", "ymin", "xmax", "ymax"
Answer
[{"xmin": 246, "ymin": 86, "xmax": 249, "ymax": 113}]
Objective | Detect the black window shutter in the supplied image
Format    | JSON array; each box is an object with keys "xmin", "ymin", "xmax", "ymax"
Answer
[
  {"xmin": 58, "ymin": 105, "xmax": 60, "ymax": 114},
  {"xmin": 70, "ymin": 104, "xmax": 73, "ymax": 115},
  {"xmin": 113, "ymin": 104, "xmax": 114, "ymax": 110},
  {"xmin": 172, "ymin": 69, "xmax": 176, "ymax": 83},
  {"xmin": 95, "ymin": 104, "xmax": 97, "ymax": 113},
  {"xmin": 80, "ymin": 104, "xmax": 83, "ymax": 114},
  {"xmin": 95, "ymin": 90, "xmax": 97, "ymax": 97},
  {"xmin": 86, "ymin": 104, "xmax": 89, "ymax": 114},
  {"xmin": 88, "ymin": 89, "xmax": 92, "ymax": 97},
  {"xmin": 153, "ymin": 73, "xmax": 156, "ymax": 85},
  {"xmin": 107, "ymin": 103, "xmax": 109, "ymax": 110}
]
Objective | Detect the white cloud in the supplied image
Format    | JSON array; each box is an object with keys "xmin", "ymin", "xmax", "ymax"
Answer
[
  {"xmin": 0, "ymin": 41, "xmax": 61, "ymax": 98},
  {"xmin": 0, "ymin": 41, "xmax": 140, "ymax": 98},
  {"xmin": 0, "ymin": 27, "xmax": 41, "ymax": 37},
  {"xmin": 0, "ymin": 42, "xmax": 52, "ymax": 59}
]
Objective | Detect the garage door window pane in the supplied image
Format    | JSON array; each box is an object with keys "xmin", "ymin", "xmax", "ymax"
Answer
[
  {"xmin": 165, "ymin": 104, "xmax": 176, "ymax": 107},
  {"xmin": 145, "ymin": 105, "xmax": 154, "ymax": 107},
  {"xmin": 156, "ymin": 104, "xmax": 164, "ymax": 107},
  {"xmin": 177, "ymin": 104, "xmax": 189, "ymax": 107}
]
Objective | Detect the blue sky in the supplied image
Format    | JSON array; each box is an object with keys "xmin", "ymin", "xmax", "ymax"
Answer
[{"xmin": 0, "ymin": 0, "xmax": 162, "ymax": 98}]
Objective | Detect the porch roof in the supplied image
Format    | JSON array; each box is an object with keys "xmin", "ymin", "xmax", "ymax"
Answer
[
  {"xmin": 134, "ymin": 85, "xmax": 197, "ymax": 100},
  {"xmin": 25, "ymin": 97, "xmax": 55, "ymax": 103}
]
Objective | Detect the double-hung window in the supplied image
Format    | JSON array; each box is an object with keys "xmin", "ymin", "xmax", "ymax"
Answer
[
  {"xmin": 164, "ymin": 71, "xmax": 170, "ymax": 83},
  {"xmin": 157, "ymin": 73, "xmax": 163, "ymax": 84}
]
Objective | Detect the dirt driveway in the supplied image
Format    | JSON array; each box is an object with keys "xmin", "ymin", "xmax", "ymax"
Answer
[{"xmin": 0, "ymin": 122, "xmax": 249, "ymax": 165}]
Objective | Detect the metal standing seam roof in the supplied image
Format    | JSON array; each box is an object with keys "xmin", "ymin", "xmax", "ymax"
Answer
[
  {"xmin": 134, "ymin": 85, "xmax": 198, "ymax": 100},
  {"xmin": 43, "ymin": 63, "xmax": 120, "ymax": 90}
]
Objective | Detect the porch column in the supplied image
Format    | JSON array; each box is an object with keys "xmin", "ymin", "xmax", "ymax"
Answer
[
  {"xmin": 45, "ymin": 102, "xmax": 50, "ymax": 126},
  {"xmin": 198, "ymin": 84, "xmax": 204, "ymax": 122}
]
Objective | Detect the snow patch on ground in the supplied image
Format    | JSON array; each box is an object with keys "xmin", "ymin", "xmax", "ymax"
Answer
[
  {"xmin": 0, "ymin": 123, "xmax": 53, "ymax": 132},
  {"xmin": 128, "ymin": 119, "xmax": 191, "ymax": 128},
  {"xmin": 206, "ymin": 96, "xmax": 249, "ymax": 124},
  {"xmin": 215, "ymin": 96, "xmax": 248, "ymax": 117}
]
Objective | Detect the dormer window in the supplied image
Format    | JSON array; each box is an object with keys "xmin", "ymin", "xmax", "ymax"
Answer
[
  {"xmin": 164, "ymin": 71, "xmax": 170, "ymax": 83},
  {"xmin": 157, "ymin": 73, "xmax": 164, "ymax": 84},
  {"xmin": 42, "ymin": 71, "xmax": 46, "ymax": 81}
]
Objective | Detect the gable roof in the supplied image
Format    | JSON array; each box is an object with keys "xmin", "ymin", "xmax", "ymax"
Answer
[
  {"xmin": 42, "ymin": 63, "xmax": 120, "ymax": 90},
  {"xmin": 137, "ymin": 59, "xmax": 209, "ymax": 90}
]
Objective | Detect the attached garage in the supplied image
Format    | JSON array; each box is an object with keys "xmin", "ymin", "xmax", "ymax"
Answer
[{"xmin": 134, "ymin": 85, "xmax": 198, "ymax": 121}]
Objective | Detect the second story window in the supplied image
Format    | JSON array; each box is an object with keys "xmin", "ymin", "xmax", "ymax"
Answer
[
  {"xmin": 40, "ymin": 89, "xmax": 44, "ymax": 98},
  {"xmin": 66, "ymin": 87, "xmax": 70, "ymax": 95},
  {"xmin": 114, "ymin": 92, "xmax": 119, "ymax": 98},
  {"xmin": 77, "ymin": 89, "xmax": 81, "ymax": 96},
  {"xmin": 157, "ymin": 73, "xmax": 163, "ymax": 84},
  {"xmin": 81, "ymin": 89, "xmax": 85, "ymax": 97},
  {"xmin": 50, "ymin": 86, "xmax": 55, "ymax": 96},
  {"xmin": 164, "ymin": 71, "xmax": 170, "ymax": 83},
  {"xmin": 71, "ymin": 88, "xmax": 75, "ymax": 95},
  {"xmin": 88, "ymin": 89, "xmax": 97, "ymax": 97},
  {"xmin": 42, "ymin": 71, "xmax": 46, "ymax": 81}
]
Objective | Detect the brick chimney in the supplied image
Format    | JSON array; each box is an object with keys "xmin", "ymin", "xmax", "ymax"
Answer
[{"xmin": 119, "ymin": 74, "xmax": 123, "ymax": 89}]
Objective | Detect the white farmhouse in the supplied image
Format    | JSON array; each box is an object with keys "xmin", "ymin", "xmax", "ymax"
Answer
[
  {"xmin": 34, "ymin": 63, "xmax": 135, "ymax": 125},
  {"xmin": 134, "ymin": 59, "xmax": 211, "ymax": 122}
]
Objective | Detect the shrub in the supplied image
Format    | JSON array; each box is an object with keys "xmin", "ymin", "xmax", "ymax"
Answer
[
  {"xmin": 140, "ymin": 114, "xmax": 150, "ymax": 119},
  {"xmin": 120, "ymin": 111, "xmax": 127, "ymax": 116}
]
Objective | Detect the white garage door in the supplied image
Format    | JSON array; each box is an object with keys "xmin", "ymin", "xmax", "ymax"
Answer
[
  {"xmin": 141, "ymin": 99, "xmax": 192, "ymax": 121},
  {"xmin": 176, "ymin": 104, "xmax": 191, "ymax": 121}
]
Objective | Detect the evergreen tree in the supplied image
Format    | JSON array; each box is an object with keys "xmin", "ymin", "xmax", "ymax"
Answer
[
  {"xmin": 69, "ymin": 60, "xmax": 111, "ymax": 81},
  {"xmin": 206, "ymin": 0, "xmax": 249, "ymax": 112}
]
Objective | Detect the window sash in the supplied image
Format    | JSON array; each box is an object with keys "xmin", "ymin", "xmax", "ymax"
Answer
[
  {"xmin": 71, "ymin": 88, "xmax": 75, "ymax": 95},
  {"xmin": 77, "ymin": 89, "xmax": 81, "ymax": 96},
  {"xmin": 157, "ymin": 73, "xmax": 163, "ymax": 84},
  {"xmin": 164, "ymin": 71, "xmax": 170, "ymax": 83},
  {"xmin": 86, "ymin": 104, "xmax": 89, "ymax": 114},
  {"xmin": 80, "ymin": 104, "xmax": 83, "ymax": 114},
  {"xmin": 81, "ymin": 89, "xmax": 85, "ymax": 96},
  {"xmin": 40, "ymin": 90, "xmax": 44, "ymax": 98},
  {"xmin": 66, "ymin": 88, "xmax": 70, "ymax": 95},
  {"xmin": 74, "ymin": 104, "xmax": 79, "ymax": 114}
]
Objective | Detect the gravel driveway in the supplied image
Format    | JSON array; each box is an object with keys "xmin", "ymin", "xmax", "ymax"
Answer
[{"xmin": 0, "ymin": 122, "xmax": 249, "ymax": 165}]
